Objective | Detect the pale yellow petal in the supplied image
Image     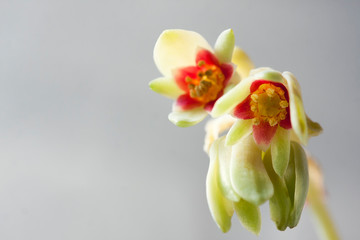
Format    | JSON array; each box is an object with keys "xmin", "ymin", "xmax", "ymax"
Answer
[
  {"xmin": 232, "ymin": 47, "xmax": 255, "ymax": 79},
  {"xmin": 154, "ymin": 29, "xmax": 211, "ymax": 77}
]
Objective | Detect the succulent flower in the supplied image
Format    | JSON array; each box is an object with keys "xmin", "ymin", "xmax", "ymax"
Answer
[
  {"xmin": 211, "ymin": 68, "xmax": 322, "ymax": 176},
  {"xmin": 206, "ymin": 125, "xmax": 310, "ymax": 234},
  {"xmin": 149, "ymin": 29, "xmax": 241, "ymax": 127}
]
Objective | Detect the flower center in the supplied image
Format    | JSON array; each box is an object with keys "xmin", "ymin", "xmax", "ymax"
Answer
[
  {"xmin": 250, "ymin": 83, "xmax": 289, "ymax": 126},
  {"xmin": 185, "ymin": 60, "xmax": 225, "ymax": 104}
]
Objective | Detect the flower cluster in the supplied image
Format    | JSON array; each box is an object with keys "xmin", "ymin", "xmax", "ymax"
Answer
[{"xmin": 149, "ymin": 29, "xmax": 322, "ymax": 235}]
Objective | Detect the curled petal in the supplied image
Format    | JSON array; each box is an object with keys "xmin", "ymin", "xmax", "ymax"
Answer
[
  {"xmin": 284, "ymin": 142, "xmax": 309, "ymax": 228},
  {"xmin": 271, "ymin": 127, "xmax": 291, "ymax": 177},
  {"xmin": 149, "ymin": 77, "xmax": 184, "ymax": 99},
  {"xmin": 217, "ymin": 137, "xmax": 241, "ymax": 202},
  {"xmin": 232, "ymin": 47, "xmax": 255, "ymax": 79},
  {"xmin": 168, "ymin": 108, "xmax": 207, "ymax": 127},
  {"xmin": 214, "ymin": 29, "xmax": 235, "ymax": 63},
  {"xmin": 263, "ymin": 151, "xmax": 291, "ymax": 231},
  {"xmin": 283, "ymin": 72, "xmax": 308, "ymax": 144},
  {"xmin": 154, "ymin": 29, "xmax": 211, "ymax": 77},
  {"xmin": 252, "ymin": 69, "xmax": 285, "ymax": 84},
  {"xmin": 230, "ymin": 135, "xmax": 274, "ymax": 205},
  {"xmin": 207, "ymin": 139, "xmax": 234, "ymax": 232}
]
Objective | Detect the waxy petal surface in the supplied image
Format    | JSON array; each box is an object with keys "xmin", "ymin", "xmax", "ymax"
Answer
[
  {"xmin": 226, "ymin": 119, "xmax": 252, "ymax": 146},
  {"xmin": 149, "ymin": 77, "xmax": 184, "ymax": 99},
  {"xmin": 285, "ymin": 142, "xmax": 309, "ymax": 228},
  {"xmin": 207, "ymin": 139, "xmax": 234, "ymax": 232},
  {"xmin": 283, "ymin": 72, "xmax": 308, "ymax": 144},
  {"xmin": 154, "ymin": 29, "xmax": 211, "ymax": 77},
  {"xmin": 263, "ymin": 151, "xmax": 291, "ymax": 231},
  {"xmin": 271, "ymin": 127, "xmax": 291, "ymax": 177},
  {"xmin": 212, "ymin": 76, "xmax": 255, "ymax": 117},
  {"xmin": 168, "ymin": 108, "xmax": 207, "ymax": 127},
  {"xmin": 234, "ymin": 199, "xmax": 261, "ymax": 235},
  {"xmin": 230, "ymin": 135, "xmax": 274, "ymax": 205},
  {"xmin": 217, "ymin": 137, "xmax": 241, "ymax": 202},
  {"xmin": 214, "ymin": 29, "xmax": 235, "ymax": 63}
]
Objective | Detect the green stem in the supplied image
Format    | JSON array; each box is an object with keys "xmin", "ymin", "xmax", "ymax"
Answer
[{"xmin": 307, "ymin": 185, "xmax": 341, "ymax": 240}]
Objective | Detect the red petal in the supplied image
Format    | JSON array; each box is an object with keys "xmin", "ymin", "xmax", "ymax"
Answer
[
  {"xmin": 253, "ymin": 121, "xmax": 278, "ymax": 146},
  {"xmin": 173, "ymin": 66, "xmax": 198, "ymax": 92},
  {"xmin": 233, "ymin": 95, "xmax": 255, "ymax": 119},
  {"xmin": 176, "ymin": 94, "xmax": 203, "ymax": 110},
  {"xmin": 196, "ymin": 48, "xmax": 219, "ymax": 66},
  {"xmin": 280, "ymin": 109, "xmax": 292, "ymax": 129},
  {"xmin": 220, "ymin": 63, "xmax": 234, "ymax": 86}
]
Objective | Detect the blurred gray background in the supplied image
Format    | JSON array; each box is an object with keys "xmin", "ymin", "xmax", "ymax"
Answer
[{"xmin": 0, "ymin": 0, "xmax": 359, "ymax": 239}]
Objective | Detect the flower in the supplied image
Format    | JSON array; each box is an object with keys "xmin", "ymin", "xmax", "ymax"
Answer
[
  {"xmin": 149, "ymin": 29, "xmax": 242, "ymax": 127},
  {"xmin": 211, "ymin": 68, "xmax": 322, "ymax": 176},
  {"xmin": 206, "ymin": 126, "xmax": 311, "ymax": 234}
]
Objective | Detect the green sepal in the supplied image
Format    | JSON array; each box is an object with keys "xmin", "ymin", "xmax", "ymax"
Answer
[
  {"xmin": 271, "ymin": 127, "xmax": 291, "ymax": 177},
  {"xmin": 168, "ymin": 108, "xmax": 207, "ymax": 127},
  {"xmin": 234, "ymin": 198, "xmax": 261, "ymax": 235},
  {"xmin": 206, "ymin": 139, "xmax": 234, "ymax": 232},
  {"xmin": 263, "ymin": 150, "xmax": 291, "ymax": 231},
  {"xmin": 284, "ymin": 142, "xmax": 309, "ymax": 228},
  {"xmin": 230, "ymin": 135, "xmax": 274, "ymax": 205},
  {"xmin": 149, "ymin": 77, "xmax": 184, "ymax": 99},
  {"xmin": 214, "ymin": 29, "xmax": 235, "ymax": 63},
  {"xmin": 225, "ymin": 119, "xmax": 252, "ymax": 146},
  {"xmin": 306, "ymin": 115, "xmax": 323, "ymax": 137}
]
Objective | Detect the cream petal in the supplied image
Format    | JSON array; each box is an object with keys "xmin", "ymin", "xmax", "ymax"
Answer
[
  {"xmin": 214, "ymin": 29, "xmax": 235, "ymax": 63},
  {"xmin": 226, "ymin": 119, "xmax": 253, "ymax": 146},
  {"xmin": 232, "ymin": 47, "xmax": 255, "ymax": 79},
  {"xmin": 217, "ymin": 137, "xmax": 241, "ymax": 202},
  {"xmin": 230, "ymin": 135, "xmax": 274, "ymax": 205},
  {"xmin": 282, "ymin": 72, "xmax": 308, "ymax": 144},
  {"xmin": 206, "ymin": 139, "xmax": 234, "ymax": 232},
  {"xmin": 271, "ymin": 127, "xmax": 291, "ymax": 177},
  {"xmin": 149, "ymin": 77, "xmax": 184, "ymax": 99},
  {"xmin": 168, "ymin": 108, "xmax": 207, "ymax": 127},
  {"xmin": 154, "ymin": 29, "xmax": 212, "ymax": 77},
  {"xmin": 252, "ymin": 69, "xmax": 285, "ymax": 84},
  {"xmin": 233, "ymin": 199, "xmax": 261, "ymax": 235}
]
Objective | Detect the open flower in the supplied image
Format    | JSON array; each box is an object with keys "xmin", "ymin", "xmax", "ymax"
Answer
[
  {"xmin": 149, "ymin": 29, "xmax": 241, "ymax": 127},
  {"xmin": 211, "ymin": 68, "xmax": 322, "ymax": 176}
]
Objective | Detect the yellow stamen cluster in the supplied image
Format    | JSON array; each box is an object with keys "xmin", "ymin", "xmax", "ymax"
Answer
[
  {"xmin": 250, "ymin": 83, "xmax": 289, "ymax": 127},
  {"xmin": 186, "ymin": 61, "xmax": 225, "ymax": 104}
]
